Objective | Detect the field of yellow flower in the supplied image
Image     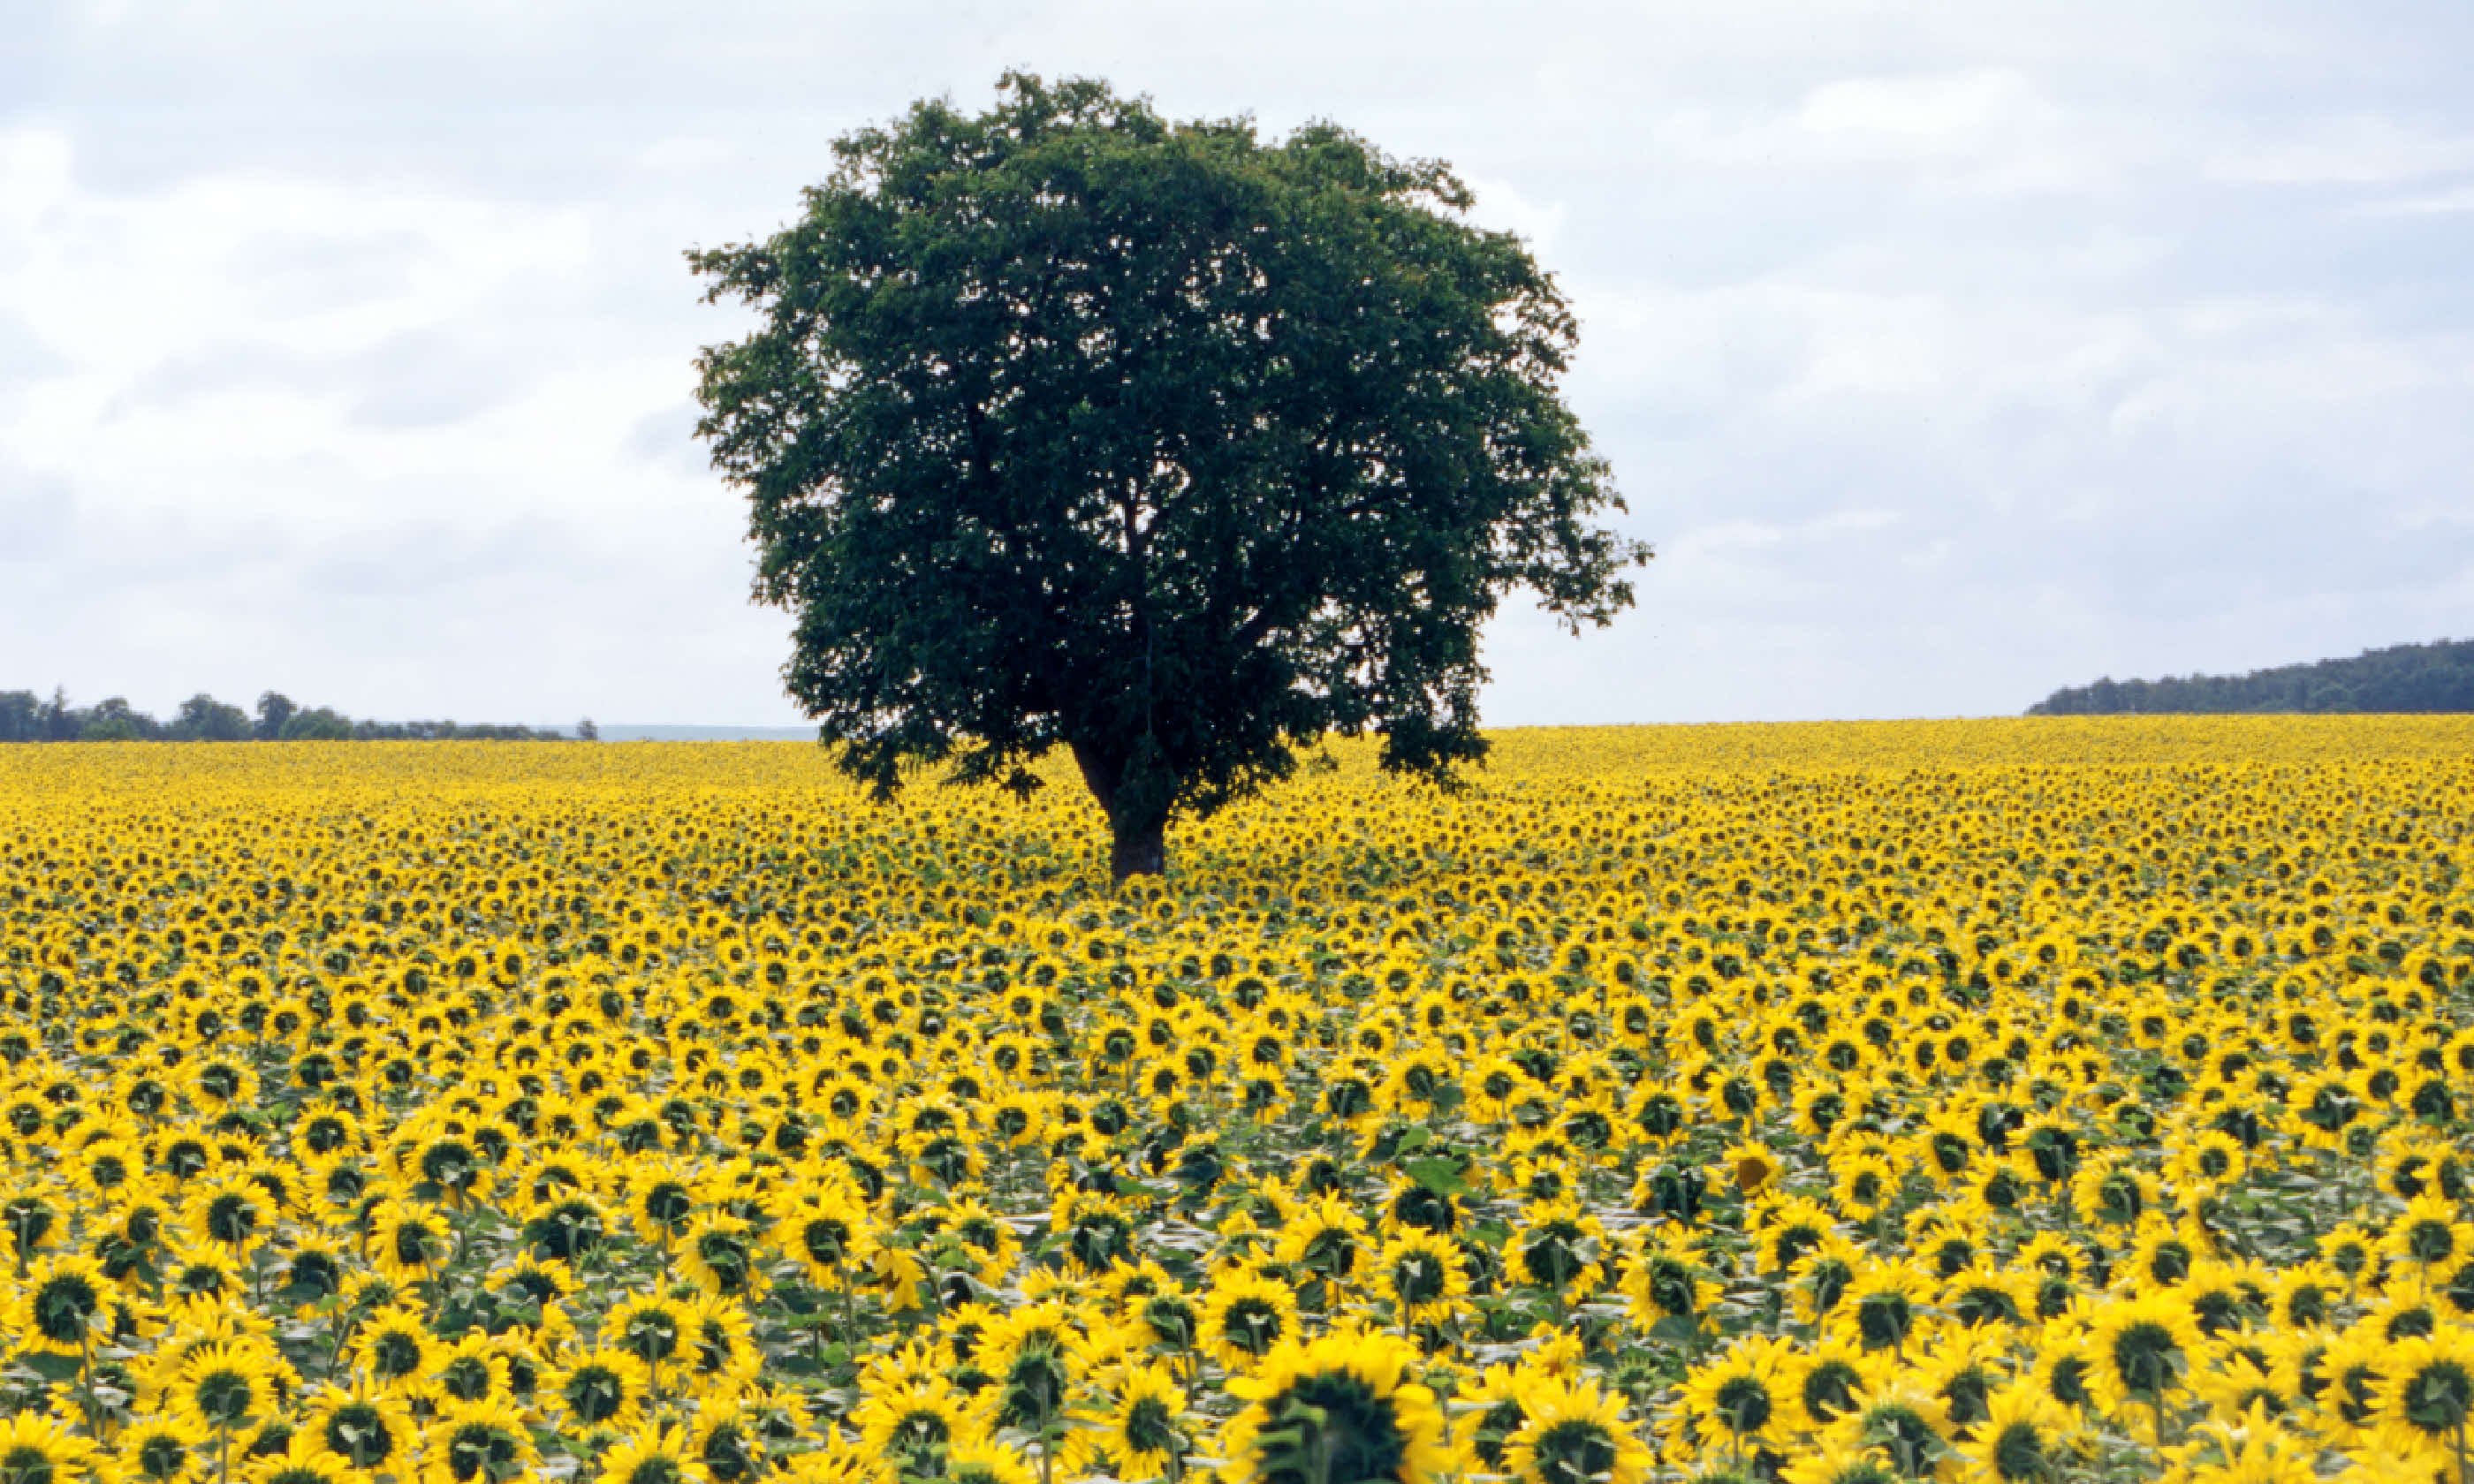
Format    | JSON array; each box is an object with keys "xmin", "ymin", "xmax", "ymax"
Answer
[{"xmin": 3, "ymin": 717, "xmax": 2472, "ymax": 1484}]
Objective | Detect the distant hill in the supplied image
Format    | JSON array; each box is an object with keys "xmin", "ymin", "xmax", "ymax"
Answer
[{"xmin": 2029, "ymin": 638, "xmax": 2474, "ymax": 716}]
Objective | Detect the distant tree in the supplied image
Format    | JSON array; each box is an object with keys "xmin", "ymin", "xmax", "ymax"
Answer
[
  {"xmin": 577, "ymin": 717, "xmax": 600, "ymax": 742},
  {"xmin": 40, "ymin": 687, "xmax": 79, "ymax": 742},
  {"xmin": 254, "ymin": 692, "xmax": 297, "ymax": 741},
  {"xmin": 171, "ymin": 693, "xmax": 253, "ymax": 741},
  {"xmin": 0, "ymin": 692, "xmax": 35, "ymax": 743},
  {"xmin": 691, "ymin": 73, "xmax": 1648, "ymax": 879},
  {"xmin": 279, "ymin": 707, "xmax": 355, "ymax": 741},
  {"xmin": 80, "ymin": 697, "xmax": 156, "ymax": 741},
  {"xmin": 2030, "ymin": 639, "xmax": 2474, "ymax": 716}
]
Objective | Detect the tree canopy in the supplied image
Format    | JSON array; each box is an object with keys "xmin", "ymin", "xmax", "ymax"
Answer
[{"xmin": 690, "ymin": 74, "xmax": 1648, "ymax": 878}]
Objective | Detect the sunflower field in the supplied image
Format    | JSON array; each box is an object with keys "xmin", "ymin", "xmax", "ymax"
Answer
[{"xmin": 3, "ymin": 717, "xmax": 2473, "ymax": 1484}]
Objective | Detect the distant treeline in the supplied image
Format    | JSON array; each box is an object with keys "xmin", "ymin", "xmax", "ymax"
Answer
[
  {"xmin": 2030, "ymin": 638, "xmax": 2474, "ymax": 716},
  {"xmin": 0, "ymin": 689, "xmax": 590, "ymax": 743}
]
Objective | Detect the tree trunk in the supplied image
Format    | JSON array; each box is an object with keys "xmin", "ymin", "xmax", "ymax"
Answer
[
  {"xmin": 1109, "ymin": 816, "xmax": 1167, "ymax": 882},
  {"xmin": 1071, "ymin": 738, "xmax": 1172, "ymax": 883}
]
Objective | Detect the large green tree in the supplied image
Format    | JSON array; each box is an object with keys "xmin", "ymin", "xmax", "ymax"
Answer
[{"xmin": 690, "ymin": 74, "xmax": 1649, "ymax": 879}]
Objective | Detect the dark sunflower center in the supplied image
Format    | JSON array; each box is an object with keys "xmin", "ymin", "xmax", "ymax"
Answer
[
  {"xmin": 32, "ymin": 1273, "xmax": 99, "ymax": 1344},
  {"xmin": 2401, "ymin": 1359, "xmax": 2474, "ymax": 1435},
  {"xmin": 2107, "ymin": 1321, "xmax": 2182, "ymax": 1397},
  {"xmin": 1222, "ymin": 1298, "xmax": 1284, "ymax": 1355},
  {"xmin": 206, "ymin": 1192, "xmax": 258, "ymax": 1245},
  {"xmin": 2046, "ymin": 1356, "xmax": 2091, "ymax": 1407},
  {"xmin": 1473, "ymin": 1400, "xmax": 1527, "ymax": 1470},
  {"xmin": 702, "ymin": 1422, "xmax": 758, "ymax": 1482},
  {"xmin": 1857, "ymin": 1292, "xmax": 1912, "ymax": 1351},
  {"xmin": 1, "ymin": 1445, "xmax": 57, "ymax": 1484},
  {"xmin": 1528, "ymin": 1419, "xmax": 1619, "ymax": 1484},
  {"xmin": 371, "ymin": 1331, "xmax": 424, "ymax": 1381},
  {"xmin": 566, "ymin": 1365, "xmax": 626, "ymax": 1424},
  {"xmin": 1390, "ymin": 1252, "xmax": 1447, "ymax": 1305},
  {"xmin": 623, "ymin": 1311, "xmax": 680, "ymax": 1363},
  {"xmin": 1251, "ymin": 1374, "xmax": 1404, "ymax": 1484},
  {"xmin": 1802, "ymin": 1361, "xmax": 1862, "ymax": 1422},
  {"xmin": 1990, "ymin": 1420, "xmax": 2047, "ymax": 1481},
  {"xmin": 440, "ymin": 1356, "xmax": 496, "ymax": 1400},
  {"xmin": 1125, "ymin": 1395, "xmax": 1180, "ymax": 1455},
  {"xmin": 323, "ymin": 1402, "xmax": 395, "ymax": 1463},
  {"xmin": 130, "ymin": 1427, "xmax": 187, "ymax": 1478},
  {"xmin": 192, "ymin": 1367, "xmax": 255, "ymax": 1426}
]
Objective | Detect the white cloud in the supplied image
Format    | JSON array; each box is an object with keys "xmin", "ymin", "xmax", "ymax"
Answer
[
  {"xmin": 2355, "ymin": 184, "xmax": 2474, "ymax": 216},
  {"xmin": 1646, "ymin": 68, "xmax": 2118, "ymax": 194},
  {"xmin": 2205, "ymin": 116, "xmax": 2474, "ymax": 186}
]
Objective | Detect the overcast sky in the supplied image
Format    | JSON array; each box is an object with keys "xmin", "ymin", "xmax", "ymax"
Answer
[{"xmin": 4, "ymin": 1, "xmax": 2470, "ymax": 726}]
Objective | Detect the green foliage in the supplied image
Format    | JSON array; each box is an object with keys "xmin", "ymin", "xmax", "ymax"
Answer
[
  {"xmin": 689, "ymin": 72, "xmax": 1647, "ymax": 878},
  {"xmin": 2031, "ymin": 637, "xmax": 2474, "ymax": 715}
]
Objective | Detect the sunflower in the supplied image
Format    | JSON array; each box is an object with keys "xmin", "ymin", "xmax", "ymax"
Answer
[
  {"xmin": 302, "ymin": 1374, "xmax": 416, "ymax": 1473},
  {"xmin": 1795, "ymin": 1233, "xmax": 1869, "ymax": 1328},
  {"xmin": 1749, "ymin": 1196, "xmax": 1838, "ymax": 1277},
  {"xmin": 1724, "ymin": 1140, "xmax": 1784, "ymax": 1198},
  {"xmin": 2372, "ymin": 1329, "xmax": 2474, "ymax": 1460},
  {"xmin": 113, "ymin": 1411, "xmax": 205, "ymax": 1483},
  {"xmin": 1456, "ymin": 1363, "xmax": 1541, "ymax": 1475},
  {"xmin": 1273, "ymin": 1192, "xmax": 1370, "ymax": 1285},
  {"xmin": 14, "ymin": 1252, "xmax": 113, "ymax": 1356},
  {"xmin": 0, "ymin": 1411, "xmax": 104, "ymax": 1483},
  {"xmin": 547, "ymin": 1348, "xmax": 654, "ymax": 1438},
  {"xmin": 353, "ymin": 1306, "xmax": 440, "ymax": 1392},
  {"xmin": 2083, "ymin": 1293, "xmax": 2205, "ymax": 1428},
  {"xmin": 2193, "ymin": 1344, "xmax": 2291, "ymax": 1427},
  {"xmin": 1624, "ymin": 1225, "xmax": 1720, "ymax": 1329},
  {"xmin": 978, "ymin": 1301, "xmax": 1088, "ymax": 1435},
  {"xmin": 1376, "ymin": 1229, "xmax": 1470, "ymax": 1328},
  {"xmin": 1940, "ymin": 1267, "xmax": 2033, "ymax": 1333},
  {"xmin": 64, "ymin": 1135, "xmax": 150, "ymax": 1203},
  {"xmin": 366, "ymin": 1198, "xmax": 452, "ymax": 1283},
  {"xmin": 273, "ymin": 1237, "xmax": 352, "ymax": 1312},
  {"xmin": 1504, "ymin": 1374, "xmax": 1653, "ymax": 1484},
  {"xmin": 595, "ymin": 1421, "xmax": 710, "ymax": 1484},
  {"xmin": 1507, "ymin": 1200, "xmax": 1610, "ymax": 1305},
  {"xmin": 1954, "ymin": 1384, "xmax": 2073, "ymax": 1483},
  {"xmin": 1833, "ymin": 1261, "xmax": 1934, "ymax": 1357},
  {"xmin": 604, "ymin": 1292, "xmax": 692, "ymax": 1374},
  {"xmin": 679, "ymin": 1211, "xmax": 765, "ymax": 1299},
  {"xmin": 1678, "ymin": 1336, "xmax": 1795, "ymax": 1459},
  {"xmin": 851, "ymin": 1372, "xmax": 980, "ymax": 1476},
  {"xmin": 165, "ymin": 1341, "xmax": 282, "ymax": 1442},
  {"xmin": 943, "ymin": 1439, "xmax": 1034, "ymax": 1484},
  {"xmin": 936, "ymin": 1197, "xmax": 1021, "ymax": 1287},
  {"xmin": 1830, "ymin": 1154, "xmax": 1900, "ymax": 1223},
  {"xmin": 1078, "ymin": 1363, "xmax": 1190, "ymax": 1482},
  {"xmin": 160, "ymin": 1244, "xmax": 247, "ymax": 1312},
  {"xmin": 2384, "ymin": 1196, "xmax": 2474, "ymax": 1275},
  {"xmin": 626, "ymin": 1164, "xmax": 702, "ymax": 1246},
  {"xmin": 1814, "ymin": 1375, "xmax": 1952, "ymax": 1482},
  {"xmin": 682, "ymin": 1292, "xmax": 764, "ymax": 1397},
  {"xmin": 426, "ymin": 1333, "xmax": 514, "ymax": 1408},
  {"xmin": 1221, "ymin": 1330, "xmax": 1449, "ymax": 1484},
  {"xmin": 489, "ymin": 1253, "xmax": 580, "ymax": 1319},
  {"xmin": 687, "ymin": 1392, "xmax": 770, "ymax": 1484},
  {"xmin": 1201, "ymin": 1269, "xmax": 1303, "ymax": 1369},
  {"xmin": 1788, "ymin": 1339, "xmax": 1886, "ymax": 1434},
  {"xmin": 1777, "ymin": 1441, "xmax": 1903, "ymax": 1484}
]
